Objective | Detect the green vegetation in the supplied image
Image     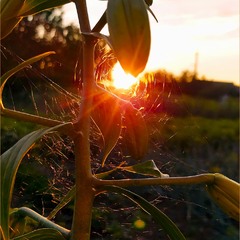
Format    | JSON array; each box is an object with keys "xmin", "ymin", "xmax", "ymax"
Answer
[{"xmin": 1, "ymin": 1, "xmax": 239, "ymax": 240}]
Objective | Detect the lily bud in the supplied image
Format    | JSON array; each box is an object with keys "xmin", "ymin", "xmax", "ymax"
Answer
[
  {"xmin": 107, "ymin": 0, "xmax": 151, "ymax": 77},
  {"xmin": 206, "ymin": 173, "xmax": 240, "ymax": 221}
]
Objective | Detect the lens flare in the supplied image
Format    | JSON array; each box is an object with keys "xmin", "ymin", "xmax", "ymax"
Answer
[{"xmin": 112, "ymin": 62, "xmax": 139, "ymax": 89}]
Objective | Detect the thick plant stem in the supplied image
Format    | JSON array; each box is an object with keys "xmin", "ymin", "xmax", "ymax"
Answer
[
  {"xmin": 70, "ymin": 1, "xmax": 96, "ymax": 239},
  {"xmin": 70, "ymin": 30, "xmax": 96, "ymax": 240},
  {"xmin": 70, "ymin": 1, "xmax": 95, "ymax": 239},
  {"xmin": 71, "ymin": 132, "xmax": 94, "ymax": 240}
]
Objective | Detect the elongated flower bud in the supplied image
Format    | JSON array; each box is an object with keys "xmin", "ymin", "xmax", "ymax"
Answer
[
  {"xmin": 107, "ymin": 0, "xmax": 151, "ymax": 77},
  {"xmin": 206, "ymin": 173, "xmax": 240, "ymax": 221}
]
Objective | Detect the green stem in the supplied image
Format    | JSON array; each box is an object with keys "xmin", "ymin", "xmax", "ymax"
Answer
[
  {"xmin": 93, "ymin": 174, "xmax": 215, "ymax": 189},
  {"xmin": 17, "ymin": 207, "xmax": 70, "ymax": 238},
  {"xmin": 71, "ymin": 2, "xmax": 96, "ymax": 238},
  {"xmin": 91, "ymin": 11, "xmax": 107, "ymax": 33},
  {"xmin": 74, "ymin": 0, "xmax": 91, "ymax": 32}
]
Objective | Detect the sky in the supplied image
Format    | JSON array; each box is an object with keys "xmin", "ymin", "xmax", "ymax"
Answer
[{"xmin": 63, "ymin": 0, "xmax": 239, "ymax": 85}]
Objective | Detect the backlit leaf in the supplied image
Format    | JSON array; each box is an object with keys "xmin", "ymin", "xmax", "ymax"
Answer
[
  {"xmin": 0, "ymin": 0, "xmax": 24, "ymax": 39},
  {"xmin": 105, "ymin": 186, "xmax": 186, "ymax": 240},
  {"xmin": 123, "ymin": 104, "xmax": 148, "ymax": 159},
  {"xmin": 121, "ymin": 160, "xmax": 169, "ymax": 178},
  {"xmin": 0, "ymin": 124, "xmax": 68, "ymax": 240},
  {"xmin": 0, "ymin": 52, "xmax": 55, "ymax": 86},
  {"xmin": 1, "ymin": 18, "xmax": 23, "ymax": 39},
  {"xmin": 18, "ymin": 0, "xmax": 70, "ymax": 17},
  {"xmin": 0, "ymin": 52, "xmax": 55, "ymax": 110},
  {"xmin": 92, "ymin": 87, "xmax": 122, "ymax": 166}
]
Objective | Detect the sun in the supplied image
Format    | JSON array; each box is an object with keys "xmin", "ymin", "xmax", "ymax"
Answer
[{"xmin": 111, "ymin": 62, "xmax": 139, "ymax": 89}]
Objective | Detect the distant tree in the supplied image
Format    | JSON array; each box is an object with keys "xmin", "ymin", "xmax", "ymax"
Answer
[{"xmin": 1, "ymin": 9, "xmax": 81, "ymax": 89}]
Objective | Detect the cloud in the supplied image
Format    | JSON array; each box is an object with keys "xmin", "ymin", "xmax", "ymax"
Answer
[{"xmin": 153, "ymin": 0, "xmax": 239, "ymax": 23}]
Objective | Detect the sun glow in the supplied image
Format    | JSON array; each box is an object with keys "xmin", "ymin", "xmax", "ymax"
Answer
[{"xmin": 112, "ymin": 62, "xmax": 139, "ymax": 89}]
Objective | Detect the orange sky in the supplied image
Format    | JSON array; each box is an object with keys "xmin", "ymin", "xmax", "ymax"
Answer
[{"xmin": 63, "ymin": 0, "xmax": 239, "ymax": 85}]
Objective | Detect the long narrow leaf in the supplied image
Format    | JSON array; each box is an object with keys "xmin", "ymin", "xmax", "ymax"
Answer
[
  {"xmin": 47, "ymin": 186, "xmax": 76, "ymax": 220},
  {"xmin": 12, "ymin": 228, "xmax": 66, "ymax": 240},
  {"xmin": 0, "ymin": 51, "xmax": 55, "ymax": 86},
  {"xmin": 18, "ymin": 0, "xmax": 70, "ymax": 17},
  {"xmin": 105, "ymin": 186, "xmax": 186, "ymax": 240},
  {"xmin": 47, "ymin": 164, "xmax": 124, "ymax": 220},
  {"xmin": 121, "ymin": 160, "xmax": 169, "ymax": 178},
  {"xmin": 0, "ymin": 123, "xmax": 68, "ymax": 239},
  {"xmin": 92, "ymin": 88, "xmax": 122, "ymax": 166},
  {"xmin": 123, "ymin": 104, "xmax": 149, "ymax": 159}
]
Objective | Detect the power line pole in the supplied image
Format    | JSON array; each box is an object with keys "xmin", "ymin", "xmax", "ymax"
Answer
[{"xmin": 193, "ymin": 51, "xmax": 199, "ymax": 80}]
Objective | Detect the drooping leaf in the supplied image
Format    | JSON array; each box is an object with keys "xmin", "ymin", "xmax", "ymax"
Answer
[
  {"xmin": 92, "ymin": 87, "xmax": 122, "ymax": 166},
  {"xmin": 0, "ymin": 51, "xmax": 55, "ymax": 87},
  {"xmin": 0, "ymin": 123, "xmax": 68, "ymax": 240},
  {"xmin": 11, "ymin": 228, "xmax": 66, "ymax": 240},
  {"xmin": 121, "ymin": 160, "xmax": 169, "ymax": 178},
  {"xmin": 18, "ymin": 0, "xmax": 70, "ymax": 17},
  {"xmin": 0, "ymin": 52, "xmax": 55, "ymax": 86},
  {"xmin": 0, "ymin": 52, "xmax": 55, "ymax": 111},
  {"xmin": 105, "ymin": 186, "xmax": 186, "ymax": 240},
  {"xmin": 123, "ymin": 103, "xmax": 148, "ymax": 159}
]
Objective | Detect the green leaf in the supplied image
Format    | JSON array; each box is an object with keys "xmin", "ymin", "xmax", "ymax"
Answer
[
  {"xmin": 0, "ymin": 17, "xmax": 23, "ymax": 39},
  {"xmin": 92, "ymin": 87, "xmax": 122, "ymax": 166},
  {"xmin": 0, "ymin": 0, "xmax": 24, "ymax": 39},
  {"xmin": 105, "ymin": 186, "xmax": 186, "ymax": 240},
  {"xmin": 9, "ymin": 211, "xmax": 26, "ymax": 238},
  {"xmin": 121, "ymin": 160, "xmax": 169, "ymax": 178},
  {"xmin": 47, "ymin": 164, "xmax": 124, "ymax": 219},
  {"xmin": 95, "ymin": 164, "xmax": 123, "ymax": 179},
  {"xmin": 0, "ymin": 52, "xmax": 55, "ymax": 110},
  {"xmin": 123, "ymin": 104, "xmax": 149, "ymax": 159},
  {"xmin": 0, "ymin": 51, "xmax": 55, "ymax": 86},
  {"xmin": 0, "ymin": 124, "xmax": 68, "ymax": 240},
  {"xmin": 47, "ymin": 161, "xmax": 125, "ymax": 219},
  {"xmin": 11, "ymin": 228, "xmax": 66, "ymax": 240},
  {"xmin": 0, "ymin": 226, "xmax": 6, "ymax": 240},
  {"xmin": 0, "ymin": 0, "xmax": 24, "ymax": 20},
  {"xmin": 18, "ymin": 0, "xmax": 70, "ymax": 17},
  {"xmin": 47, "ymin": 186, "xmax": 76, "ymax": 220}
]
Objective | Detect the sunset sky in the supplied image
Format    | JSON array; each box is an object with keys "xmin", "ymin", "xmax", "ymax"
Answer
[{"xmin": 63, "ymin": 0, "xmax": 239, "ymax": 85}]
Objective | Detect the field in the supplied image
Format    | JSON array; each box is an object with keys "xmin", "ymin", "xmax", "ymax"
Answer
[{"xmin": 1, "ymin": 92, "xmax": 239, "ymax": 239}]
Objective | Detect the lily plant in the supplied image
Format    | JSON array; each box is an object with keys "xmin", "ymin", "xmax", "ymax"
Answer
[{"xmin": 0, "ymin": 0, "xmax": 239, "ymax": 240}]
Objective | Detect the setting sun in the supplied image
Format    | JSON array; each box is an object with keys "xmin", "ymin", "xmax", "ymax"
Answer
[{"xmin": 111, "ymin": 62, "xmax": 139, "ymax": 89}]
